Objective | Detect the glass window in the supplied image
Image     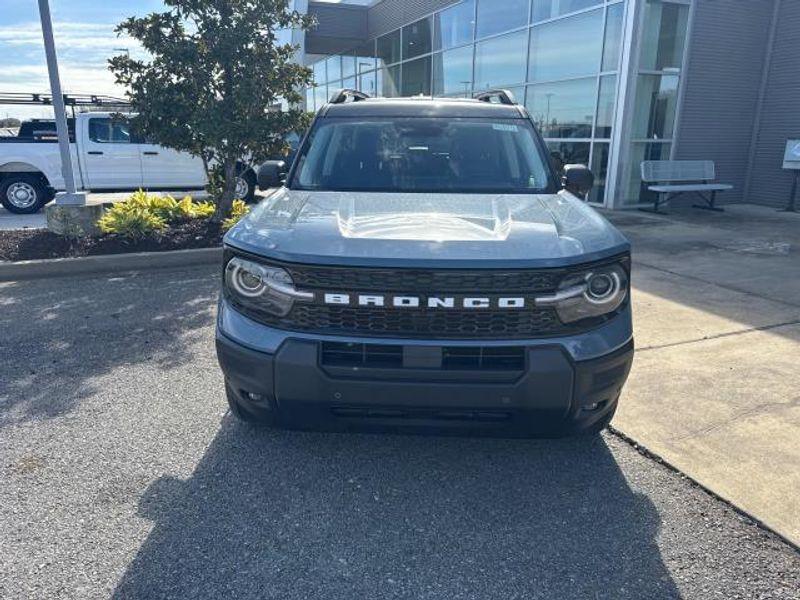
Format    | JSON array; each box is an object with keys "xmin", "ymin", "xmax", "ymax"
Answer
[
  {"xmin": 402, "ymin": 56, "xmax": 432, "ymax": 96},
  {"xmin": 326, "ymin": 55, "xmax": 341, "ymax": 83},
  {"xmin": 529, "ymin": 9, "xmax": 603, "ymax": 82},
  {"xmin": 602, "ymin": 2, "xmax": 624, "ymax": 71},
  {"xmin": 532, "ymin": 0, "xmax": 600, "ymax": 23},
  {"xmin": 358, "ymin": 70, "xmax": 377, "ymax": 96},
  {"xmin": 640, "ymin": 0, "xmax": 689, "ymax": 71},
  {"xmin": 624, "ymin": 142, "xmax": 671, "ymax": 203},
  {"xmin": 589, "ymin": 142, "xmax": 610, "ymax": 203},
  {"xmin": 434, "ymin": 0, "xmax": 475, "ymax": 50},
  {"xmin": 377, "ymin": 30, "xmax": 401, "ymax": 65},
  {"xmin": 526, "ymin": 78, "xmax": 596, "ymax": 139},
  {"xmin": 312, "ymin": 61, "xmax": 326, "ymax": 86},
  {"xmin": 381, "ymin": 64, "xmax": 401, "ymax": 97},
  {"xmin": 432, "ymin": 46, "xmax": 474, "ymax": 96},
  {"xmin": 292, "ymin": 117, "xmax": 551, "ymax": 194},
  {"xmin": 402, "ymin": 17, "xmax": 432, "ymax": 59},
  {"xmin": 632, "ymin": 74, "xmax": 678, "ymax": 139},
  {"xmin": 595, "ymin": 75, "xmax": 617, "ymax": 138},
  {"xmin": 474, "ymin": 30, "xmax": 528, "ymax": 90},
  {"xmin": 546, "ymin": 141, "xmax": 590, "ymax": 177},
  {"xmin": 305, "ymin": 87, "xmax": 315, "ymax": 112},
  {"xmin": 476, "ymin": 0, "xmax": 529, "ymax": 39},
  {"xmin": 342, "ymin": 76, "xmax": 356, "ymax": 90},
  {"xmin": 88, "ymin": 118, "xmax": 131, "ymax": 143},
  {"xmin": 342, "ymin": 53, "xmax": 356, "ymax": 79},
  {"xmin": 313, "ymin": 84, "xmax": 328, "ymax": 109}
]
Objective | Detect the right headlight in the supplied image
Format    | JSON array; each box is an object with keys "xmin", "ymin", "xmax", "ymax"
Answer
[
  {"xmin": 224, "ymin": 256, "xmax": 313, "ymax": 317},
  {"xmin": 537, "ymin": 262, "xmax": 629, "ymax": 324}
]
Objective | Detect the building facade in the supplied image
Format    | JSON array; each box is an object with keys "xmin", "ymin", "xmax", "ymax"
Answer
[{"xmin": 297, "ymin": 0, "xmax": 800, "ymax": 210}]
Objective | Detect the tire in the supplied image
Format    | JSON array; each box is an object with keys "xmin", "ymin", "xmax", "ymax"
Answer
[
  {"xmin": 0, "ymin": 174, "xmax": 49, "ymax": 214},
  {"xmin": 234, "ymin": 169, "xmax": 257, "ymax": 204},
  {"xmin": 225, "ymin": 381, "xmax": 277, "ymax": 426}
]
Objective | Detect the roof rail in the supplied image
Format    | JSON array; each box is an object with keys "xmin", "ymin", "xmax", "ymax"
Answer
[
  {"xmin": 328, "ymin": 88, "xmax": 370, "ymax": 104},
  {"xmin": 0, "ymin": 92, "xmax": 131, "ymax": 108},
  {"xmin": 474, "ymin": 89, "xmax": 517, "ymax": 106}
]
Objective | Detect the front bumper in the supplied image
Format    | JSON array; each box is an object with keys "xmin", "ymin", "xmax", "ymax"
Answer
[{"xmin": 216, "ymin": 300, "xmax": 634, "ymax": 435}]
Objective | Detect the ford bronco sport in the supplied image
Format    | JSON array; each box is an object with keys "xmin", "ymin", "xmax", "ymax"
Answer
[{"xmin": 216, "ymin": 89, "xmax": 633, "ymax": 436}]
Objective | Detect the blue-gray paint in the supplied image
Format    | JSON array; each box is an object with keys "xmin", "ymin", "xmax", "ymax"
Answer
[{"xmin": 224, "ymin": 188, "xmax": 630, "ymax": 269}]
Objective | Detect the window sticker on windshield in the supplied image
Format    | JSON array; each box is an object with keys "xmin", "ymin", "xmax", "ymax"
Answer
[{"xmin": 492, "ymin": 124, "xmax": 518, "ymax": 132}]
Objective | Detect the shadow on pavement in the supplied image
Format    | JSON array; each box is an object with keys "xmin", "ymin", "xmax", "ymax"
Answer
[
  {"xmin": 0, "ymin": 266, "xmax": 218, "ymax": 428},
  {"xmin": 113, "ymin": 420, "xmax": 679, "ymax": 599}
]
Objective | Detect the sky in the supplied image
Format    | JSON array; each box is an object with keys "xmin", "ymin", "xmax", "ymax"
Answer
[{"xmin": 0, "ymin": 1, "xmax": 181, "ymax": 120}]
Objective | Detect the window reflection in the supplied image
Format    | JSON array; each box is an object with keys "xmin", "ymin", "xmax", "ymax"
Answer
[
  {"xmin": 434, "ymin": 0, "xmax": 475, "ymax": 50},
  {"xmin": 377, "ymin": 30, "xmax": 401, "ymax": 65},
  {"xmin": 476, "ymin": 0, "xmax": 529, "ymax": 39},
  {"xmin": 632, "ymin": 74, "xmax": 678, "ymax": 139},
  {"xmin": 326, "ymin": 55, "xmax": 341, "ymax": 84},
  {"xmin": 595, "ymin": 75, "xmax": 617, "ymax": 138},
  {"xmin": 602, "ymin": 2, "xmax": 624, "ymax": 71},
  {"xmin": 590, "ymin": 142, "xmax": 610, "ymax": 203},
  {"xmin": 529, "ymin": 9, "xmax": 603, "ymax": 82},
  {"xmin": 380, "ymin": 64, "xmax": 400, "ymax": 97},
  {"xmin": 433, "ymin": 46, "xmax": 474, "ymax": 96},
  {"xmin": 402, "ymin": 56, "xmax": 432, "ymax": 96},
  {"xmin": 532, "ymin": 0, "xmax": 601, "ymax": 23},
  {"xmin": 526, "ymin": 78, "xmax": 596, "ymax": 139},
  {"xmin": 640, "ymin": 0, "xmax": 689, "ymax": 70},
  {"xmin": 474, "ymin": 30, "xmax": 528, "ymax": 90},
  {"xmin": 546, "ymin": 141, "xmax": 590, "ymax": 176},
  {"xmin": 403, "ymin": 18, "xmax": 432, "ymax": 59}
]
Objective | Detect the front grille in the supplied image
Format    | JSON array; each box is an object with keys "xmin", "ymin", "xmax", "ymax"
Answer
[
  {"xmin": 321, "ymin": 342, "xmax": 525, "ymax": 370},
  {"xmin": 287, "ymin": 265, "xmax": 563, "ymax": 293},
  {"xmin": 240, "ymin": 303, "xmax": 564, "ymax": 339}
]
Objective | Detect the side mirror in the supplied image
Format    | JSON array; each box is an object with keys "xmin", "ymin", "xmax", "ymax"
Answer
[
  {"xmin": 562, "ymin": 164, "xmax": 594, "ymax": 198},
  {"xmin": 257, "ymin": 160, "xmax": 287, "ymax": 190}
]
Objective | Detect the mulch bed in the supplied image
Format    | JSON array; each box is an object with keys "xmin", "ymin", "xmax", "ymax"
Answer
[{"xmin": 0, "ymin": 219, "xmax": 224, "ymax": 262}]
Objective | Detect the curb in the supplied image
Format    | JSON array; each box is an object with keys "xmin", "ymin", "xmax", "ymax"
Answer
[
  {"xmin": 0, "ymin": 246, "xmax": 222, "ymax": 282},
  {"xmin": 608, "ymin": 426, "xmax": 800, "ymax": 553}
]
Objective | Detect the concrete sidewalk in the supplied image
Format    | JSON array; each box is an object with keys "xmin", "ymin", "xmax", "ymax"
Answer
[{"xmin": 604, "ymin": 204, "xmax": 800, "ymax": 546}]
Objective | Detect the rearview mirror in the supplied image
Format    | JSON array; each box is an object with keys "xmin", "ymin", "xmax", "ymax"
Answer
[
  {"xmin": 257, "ymin": 160, "xmax": 287, "ymax": 190},
  {"xmin": 562, "ymin": 164, "xmax": 594, "ymax": 198}
]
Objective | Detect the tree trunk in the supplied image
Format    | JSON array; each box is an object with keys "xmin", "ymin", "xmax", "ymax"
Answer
[{"xmin": 212, "ymin": 159, "xmax": 239, "ymax": 223}]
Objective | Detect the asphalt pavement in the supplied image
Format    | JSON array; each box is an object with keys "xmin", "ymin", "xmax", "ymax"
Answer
[{"xmin": 1, "ymin": 266, "xmax": 799, "ymax": 599}]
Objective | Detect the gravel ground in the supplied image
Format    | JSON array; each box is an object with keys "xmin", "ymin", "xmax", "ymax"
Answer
[{"xmin": 1, "ymin": 266, "xmax": 798, "ymax": 599}]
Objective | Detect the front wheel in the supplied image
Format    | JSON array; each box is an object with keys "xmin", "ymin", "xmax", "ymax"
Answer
[
  {"xmin": 0, "ymin": 174, "xmax": 49, "ymax": 214},
  {"xmin": 234, "ymin": 169, "xmax": 257, "ymax": 204}
]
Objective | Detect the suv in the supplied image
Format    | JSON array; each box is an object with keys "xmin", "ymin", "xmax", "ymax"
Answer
[{"xmin": 216, "ymin": 90, "xmax": 633, "ymax": 437}]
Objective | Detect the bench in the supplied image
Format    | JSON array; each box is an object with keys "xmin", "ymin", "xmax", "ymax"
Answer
[{"xmin": 640, "ymin": 160, "xmax": 733, "ymax": 214}]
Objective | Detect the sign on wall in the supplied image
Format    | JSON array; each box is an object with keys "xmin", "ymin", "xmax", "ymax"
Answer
[{"xmin": 783, "ymin": 139, "xmax": 800, "ymax": 170}]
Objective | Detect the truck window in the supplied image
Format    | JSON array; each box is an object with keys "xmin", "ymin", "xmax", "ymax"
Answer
[
  {"xmin": 291, "ymin": 117, "xmax": 553, "ymax": 194},
  {"xmin": 88, "ymin": 118, "xmax": 132, "ymax": 144}
]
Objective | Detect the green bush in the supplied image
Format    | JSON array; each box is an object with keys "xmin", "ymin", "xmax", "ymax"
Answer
[
  {"xmin": 222, "ymin": 199, "xmax": 250, "ymax": 231},
  {"xmin": 96, "ymin": 190, "xmax": 216, "ymax": 239},
  {"xmin": 97, "ymin": 204, "xmax": 167, "ymax": 239}
]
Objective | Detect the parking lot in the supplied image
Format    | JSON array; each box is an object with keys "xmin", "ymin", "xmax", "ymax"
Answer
[{"xmin": 2, "ymin": 250, "xmax": 800, "ymax": 597}]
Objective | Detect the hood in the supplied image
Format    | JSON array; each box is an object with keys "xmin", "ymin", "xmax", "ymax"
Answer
[{"xmin": 224, "ymin": 190, "xmax": 629, "ymax": 268}]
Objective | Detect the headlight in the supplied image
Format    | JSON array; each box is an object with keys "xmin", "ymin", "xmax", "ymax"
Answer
[
  {"xmin": 537, "ymin": 263, "xmax": 628, "ymax": 324},
  {"xmin": 224, "ymin": 257, "xmax": 312, "ymax": 317}
]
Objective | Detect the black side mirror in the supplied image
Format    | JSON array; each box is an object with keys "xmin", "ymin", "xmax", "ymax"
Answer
[
  {"xmin": 562, "ymin": 164, "xmax": 594, "ymax": 198},
  {"xmin": 257, "ymin": 160, "xmax": 287, "ymax": 190}
]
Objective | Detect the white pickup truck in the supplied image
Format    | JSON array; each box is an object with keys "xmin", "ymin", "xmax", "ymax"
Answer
[{"xmin": 0, "ymin": 112, "xmax": 257, "ymax": 214}]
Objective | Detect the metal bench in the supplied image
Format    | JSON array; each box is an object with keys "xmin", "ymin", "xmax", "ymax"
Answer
[{"xmin": 640, "ymin": 160, "xmax": 733, "ymax": 214}]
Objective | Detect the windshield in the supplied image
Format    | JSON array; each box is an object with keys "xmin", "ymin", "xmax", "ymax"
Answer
[{"xmin": 290, "ymin": 117, "xmax": 554, "ymax": 194}]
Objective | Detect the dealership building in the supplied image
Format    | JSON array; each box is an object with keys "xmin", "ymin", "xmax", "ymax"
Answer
[{"xmin": 289, "ymin": 0, "xmax": 800, "ymax": 210}]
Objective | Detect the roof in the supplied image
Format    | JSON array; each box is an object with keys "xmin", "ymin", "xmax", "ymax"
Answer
[{"xmin": 321, "ymin": 97, "xmax": 528, "ymax": 119}]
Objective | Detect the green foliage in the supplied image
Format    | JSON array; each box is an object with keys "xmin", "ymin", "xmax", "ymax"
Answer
[
  {"xmin": 222, "ymin": 199, "xmax": 251, "ymax": 231},
  {"xmin": 97, "ymin": 190, "xmax": 216, "ymax": 238},
  {"xmin": 97, "ymin": 203, "xmax": 167, "ymax": 239},
  {"xmin": 108, "ymin": 0, "xmax": 315, "ymax": 221}
]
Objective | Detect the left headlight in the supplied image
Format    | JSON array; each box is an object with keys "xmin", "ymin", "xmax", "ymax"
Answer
[
  {"xmin": 537, "ymin": 262, "xmax": 629, "ymax": 324},
  {"xmin": 224, "ymin": 257, "xmax": 312, "ymax": 317}
]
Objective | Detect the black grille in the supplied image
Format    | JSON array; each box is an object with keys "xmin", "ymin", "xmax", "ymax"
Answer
[
  {"xmin": 236, "ymin": 302, "xmax": 565, "ymax": 339},
  {"xmin": 287, "ymin": 265, "xmax": 563, "ymax": 293},
  {"xmin": 321, "ymin": 342, "xmax": 525, "ymax": 370}
]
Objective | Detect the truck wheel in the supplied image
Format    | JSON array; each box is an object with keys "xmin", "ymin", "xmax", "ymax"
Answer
[
  {"xmin": 234, "ymin": 170, "xmax": 257, "ymax": 204},
  {"xmin": 225, "ymin": 381, "xmax": 276, "ymax": 426},
  {"xmin": 0, "ymin": 174, "xmax": 48, "ymax": 214}
]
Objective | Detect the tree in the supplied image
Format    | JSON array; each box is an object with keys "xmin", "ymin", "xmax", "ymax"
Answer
[{"xmin": 109, "ymin": 0, "xmax": 314, "ymax": 221}]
